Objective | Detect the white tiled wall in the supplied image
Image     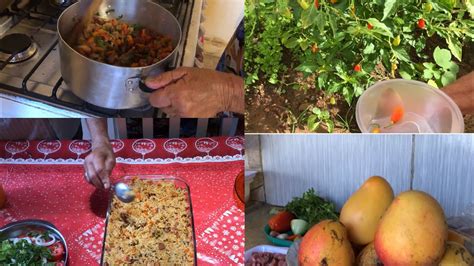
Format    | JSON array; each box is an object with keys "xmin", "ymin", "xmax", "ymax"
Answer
[{"xmin": 259, "ymin": 134, "xmax": 474, "ymax": 217}]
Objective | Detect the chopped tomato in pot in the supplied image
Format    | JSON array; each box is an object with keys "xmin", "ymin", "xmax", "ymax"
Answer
[
  {"xmin": 75, "ymin": 16, "xmax": 174, "ymax": 67},
  {"xmin": 48, "ymin": 241, "xmax": 65, "ymax": 262}
]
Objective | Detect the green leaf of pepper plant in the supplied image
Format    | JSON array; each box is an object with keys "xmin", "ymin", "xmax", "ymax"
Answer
[{"xmin": 433, "ymin": 47, "xmax": 452, "ymax": 69}]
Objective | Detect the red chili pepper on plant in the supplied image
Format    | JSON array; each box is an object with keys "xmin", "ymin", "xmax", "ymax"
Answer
[
  {"xmin": 417, "ymin": 18, "xmax": 426, "ymax": 29},
  {"xmin": 314, "ymin": 0, "xmax": 319, "ymax": 9},
  {"xmin": 367, "ymin": 23, "xmax": 373, "ymax": 30},
  {"xmin": 354, "ymin": 64, "xmax": 362, "ymax": 72}
]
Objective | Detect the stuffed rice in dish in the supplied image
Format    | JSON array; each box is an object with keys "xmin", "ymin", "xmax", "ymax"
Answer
[{"xmin": 103, "ymin": 177, "xmax": 194, "ymax": 265}]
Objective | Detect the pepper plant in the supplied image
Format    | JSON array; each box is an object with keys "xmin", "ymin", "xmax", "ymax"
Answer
[{"xmin": 245, "ymin": 0, "xmax": 474, "ymax": 131}]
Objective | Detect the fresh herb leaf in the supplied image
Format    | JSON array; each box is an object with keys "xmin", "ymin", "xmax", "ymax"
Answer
[
  {"xmin": 285, "ymin": 188, "xmax": 338, "ymax": 227},
  {"xmin": 0, "ymin": 239, "xmax": 52, "ymax": 265},
  {"xmin": 94, "ymin": 36, "xmax": 106, "ymax": 48}
]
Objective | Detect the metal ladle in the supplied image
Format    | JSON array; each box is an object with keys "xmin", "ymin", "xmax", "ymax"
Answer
[
  {"xmin": 113, "ymin": 182, "xmax": 135, "ymax": 203},
  {"xmin": 85, "ymin": 171, "xmax": 135, "ymax": 203}
]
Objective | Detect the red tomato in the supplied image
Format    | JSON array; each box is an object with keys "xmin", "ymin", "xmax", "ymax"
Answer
[
  {"xmin": 417, "ymin": 18, "xmax": 426, "ymax": 29},
  {"xmin": 48, "ymin": 242, "xmax": 65, "ymax": 262},
  {"xmin": 268, "ymin": 211, "xmax": 296, "ymax": 232},
  {"xmin": 354, "ymin": 64, "xmax": 362, "ymax": 72},
  {"xmin": 367, "ymin": 23, "xmax": 373, "ymax": 30},
  {"xmin": 55, "ymin": 262, "xmax": 65, "ymax": 266}
]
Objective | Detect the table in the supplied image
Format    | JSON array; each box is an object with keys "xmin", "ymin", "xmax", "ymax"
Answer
[{"xmin": 0, "ymin": 136, "xmax": 244, "ymax": 265}]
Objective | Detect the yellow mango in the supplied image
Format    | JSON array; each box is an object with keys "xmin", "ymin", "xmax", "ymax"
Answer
[
  {"xmin": 439, "ymin": 241, "xmax": 472, "ymax": 266},
  {"xmin": 356, "ymin": 242, "xmax": 381, "ymax": 266},
  {"xmin": 340, "ymin": 176, "xmax": 394, "ymax": 245},
  {"xmin": 374, "ymin": 190, "xmax": 447, "ymax": 265},
  {"xmin": 298, "ymin": 219, "xmax": 355, "ymax": 266}
]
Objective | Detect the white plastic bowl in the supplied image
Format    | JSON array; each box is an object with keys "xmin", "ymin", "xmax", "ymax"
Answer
[
  {"xmin": 244, "ymin": 245, "xmax": 289, "ymax": 262},
  {"xmin": 356, "ymin": 79, "xmax": 464, "ymax": 133}
]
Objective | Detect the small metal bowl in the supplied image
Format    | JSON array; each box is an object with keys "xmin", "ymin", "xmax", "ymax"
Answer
[{"xmin": 0, "ymin": 219, "xmax": 69, "ymax": 265}]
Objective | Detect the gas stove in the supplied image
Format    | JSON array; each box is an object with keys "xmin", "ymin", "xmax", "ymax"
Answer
[{"xmin": 0, "ymin": 0, "xmax": 200, "ymax": 117}]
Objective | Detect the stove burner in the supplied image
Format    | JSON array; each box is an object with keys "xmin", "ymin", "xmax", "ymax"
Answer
[{"xmin": 0, "ymin": 33, "xmax": 38, "ymax": 63}]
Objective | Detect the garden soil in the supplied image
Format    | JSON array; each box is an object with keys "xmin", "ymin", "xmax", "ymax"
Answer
[{"xmin": 246, "ymin": 41, "xmax": 474, "ymax": 133}]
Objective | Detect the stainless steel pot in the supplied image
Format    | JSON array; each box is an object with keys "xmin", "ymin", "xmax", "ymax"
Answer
[{"xmin": 57, "ymin": 0, "xmax": 182, "ymax": 109}]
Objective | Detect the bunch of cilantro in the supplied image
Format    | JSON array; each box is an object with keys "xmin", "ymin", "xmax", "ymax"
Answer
[
  {"xmin": 285, "ymin": 188, "xmax": 338, "ymax": 226},
  {"xmin": 0, "ymin": 239, "xmax": 53, "ymax": 266}
]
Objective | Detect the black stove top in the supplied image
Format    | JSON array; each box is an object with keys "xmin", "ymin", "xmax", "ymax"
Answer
[{"xmin": 0, "ymin": 0, "xmax": 194, "ymax": 117}]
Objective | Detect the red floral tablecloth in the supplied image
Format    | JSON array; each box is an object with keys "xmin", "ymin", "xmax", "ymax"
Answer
[{"xmin": 0, "ymin": 136, "xmax": 245, "ymax": 265}]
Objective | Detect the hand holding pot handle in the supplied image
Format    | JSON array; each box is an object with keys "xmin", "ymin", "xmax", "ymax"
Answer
[
  {"xmin": 138, "ymin": 69, "xmax": 187, "ymax": 93},
  {"xmin": 145, "ymin": 67, "xmax": 244, "ymax": 118},
  {"xmin": 138, "ymin": 81, "xmax": 155, "ymax": 93}
]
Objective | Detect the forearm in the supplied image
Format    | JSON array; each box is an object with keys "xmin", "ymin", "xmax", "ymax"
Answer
[
  {"xmin": 222, "ymin": 74, "xmax": 244, "ymax": 114},
  {"xmin": 443, "ymin": 72, "xmax": 474, "ymax": 114},
  {"xmin": 85, "ymin": 118, "xmax": 110, "ymax": 147}
]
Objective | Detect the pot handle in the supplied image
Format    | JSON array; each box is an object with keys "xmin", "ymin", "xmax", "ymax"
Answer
[
  {"xmin": 138, "ymin": 80, "xmax": 155, "ymax": 93},
  {"xmin": 126, "ymin": 77, "xmax": 155, "ymax": 94}
]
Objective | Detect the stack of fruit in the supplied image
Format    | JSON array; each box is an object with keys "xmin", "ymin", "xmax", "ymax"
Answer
[{"xmin": 294, "ymin": 176, "xmax": 472, "ymax": 265}]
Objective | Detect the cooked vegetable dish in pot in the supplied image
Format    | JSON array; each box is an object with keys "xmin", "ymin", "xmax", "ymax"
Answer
[{"xmin": 75, "ymin": 17, "xmax": 174, "ymax": 67}]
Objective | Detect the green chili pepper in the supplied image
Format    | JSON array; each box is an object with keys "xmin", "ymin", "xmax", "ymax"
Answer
[
  {"xmin": 392, "ymin": 35, "xmax": 401, "ymax": 46},
  {"xmin": 297, "ymin": 0, "xmax": 311, "ymax": 10}
]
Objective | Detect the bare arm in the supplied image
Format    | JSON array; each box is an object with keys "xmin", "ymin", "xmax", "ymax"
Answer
[
  {"xmin": 443, "ymin": 71, "xmax": 474, "ymax": 114},
  {"xmin": 222, "ymin": 73, "xmax": 245, "ymax": 114},
  {"xmin": 84, "ymin": 118, "xmax": 115, "ymax": 189}
]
